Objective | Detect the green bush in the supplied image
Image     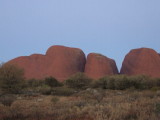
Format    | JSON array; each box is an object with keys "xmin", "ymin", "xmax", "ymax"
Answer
[
  {"xmin": 44, "ymin": 77, "xmax": 62, "ymax": 87},
  {"xmin": 95, "ymin": 75, "xmax": 160, "ymax": 90},
  {"xmin": 0, "ymin": 64, "xmax": 25, "ymax": 94},
  {"xmin": 150, "ymin": 87, "xmax": 160, "ymax": 92},
  {"xmin": 27, "ymin": 79, "xmax": 44, "ymax": 88},
  {"xmin": 95, "ymin": 75, "xmax": 129, "ymax": 90},
  {"xmin": 51, "ymin": 87, "xmax": 76, "ymax": 96},
  {"xmin": 65, "ymin": 72, "xmax": 92, "ymax": 90},
  {"xmin": 129, "ymin": 75, "xmax": 152, "ymax": 89},
  {"xmin": 93, "ymin": 77, "xmax": 108, "ymax": 89},
  {"xmin": 26, "ymin": 77, "xmax": 63, "ymax": 95},
  {"xmin": 39, "ymin": 85, "xmax": 52, "ymax": 95},
  {"xmin": 113, "ymin": 75, "xmax": 130, "ymax": 90},
  {"xmin": 26, "ymin": 77, "xmax": 63, "ymax": 89},
  {"xmin": 106, "ymin": 77, "xmax": 115, "ymax": 89}
]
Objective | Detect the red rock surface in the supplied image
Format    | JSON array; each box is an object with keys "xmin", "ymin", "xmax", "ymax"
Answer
[
  {"xmin": 84, "ymin": 53, "xmax": 118, "ymax": 79},
  {"xmin": 7, "ymin": 45, "xmax": 86, "ymax": 81},
  {"xmin": 120, "ymin": 48, "xmax": 160, "ymax": 78}
]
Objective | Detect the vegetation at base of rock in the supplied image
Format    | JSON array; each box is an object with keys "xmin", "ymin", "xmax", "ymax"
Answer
[
  {"xmin": 44, "ymin": 77, "xmax": 63, "ymax": 87},
  {"xmin": 93, "ymin": 75, "xmax": 160, "ymax": 90},
  {"xmin": 0, "ymin": 64, "xmax": 25, "ymax": 94},
  {"xmin": 1, "ymin": 64, "xmax": 160, "ymax": 96},
  {"xmin": 51, "ymin": 87, "xmax": 76, "ymax": 96},
  {"xmin": 0, "ymin": 64, "xmax": 160, "ymax": 119},
  {"xmin": 65, "ymin": 72, "xmax": 93, "ymax": 89}
]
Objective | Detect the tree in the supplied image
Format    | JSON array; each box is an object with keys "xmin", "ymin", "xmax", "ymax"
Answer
[{"xmin": 0, "ymin": 64, "xmax": 25, "ymax": 94}]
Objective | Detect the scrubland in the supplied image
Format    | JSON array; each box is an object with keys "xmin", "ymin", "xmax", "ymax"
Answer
[
  {"xmin": 0, "ymin": 89, "xmax": 160, "ymax": 120},
  {"xmin": 0, "ymin": 64, "xmax": 160, "ymax": 120}
]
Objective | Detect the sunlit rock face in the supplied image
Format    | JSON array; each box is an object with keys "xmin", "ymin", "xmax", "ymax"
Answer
[
  {"xmin": 120, "ymin": 48, "xmax": 160, "ymax": 78},
  {"xmin": 7, "ymin": 45, "xmax": 86, "ymax": 82},
  {"xmin": 85, "ymin": 53, "xmax": 118, "ymax": 79}
]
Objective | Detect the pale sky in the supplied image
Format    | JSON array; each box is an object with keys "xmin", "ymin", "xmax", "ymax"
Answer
[{"xmin": 0, "ymin": 0, "xmax": 160, "ymax": 70}]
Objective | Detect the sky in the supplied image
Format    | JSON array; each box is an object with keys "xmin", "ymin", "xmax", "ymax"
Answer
[{"xmin": 0, "ymin": 0, "xmax": 160, "ymax": 71}]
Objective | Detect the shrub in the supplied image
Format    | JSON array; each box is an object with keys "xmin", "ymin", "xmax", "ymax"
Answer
[
  {"xmin": 0, "ymin": 64, "xmax": 25, "ymax": 94},
  {"xmin": 39, "ymin": 85, "xmax": 52, "ymax": 95},
  {"xmin": 93, "ymin": 77, "xmax": 108, "ymax": 89},
  {"xmin": 0, "ymin": 94, "xmax": 16, "ymax": 106},
  {"xmin": 151, "ymin": 78, "xmax": 160, "ymax": 88},
  {"xmin": 155, "ymin": 103, "xmax": 160, "ymax": 115},
  {"xmin": 113, "ymin": 75, "xmax": 130, "ymax": 90},
  {"xmin": 95, "ymin": 75, "xmax": 130, "ymax": 90},
  {"xmin": 156, "ymin": 78, "xmax": 160, "ymax": 86},
  {"xmin": 129, "ymin": 75, "xmax": 152, "ymax": 89},
  {"xmin": 27, "ymin": 79, "xmax": 44, "ymax": 88},
  {"xmin": 44, "ymin": 77, "xmax": 62, "ymax": 87},
  {"xmin": 106, "ymin": 77, "xmax": 115, "ymax": 89},
  {"xmin": 51, "ymin": 96, "xmax": 60, "ymax": 104},
  {"xmin": 150, "ymin": 87, "xmax": 160, "ymax": 92},
  {"xmin": 95, "ymin": 75, "xmax": 160, "ymax": 90},
  {"xmin": 65, "ymin": 72, "xmax": 92, "ymax": 90},
  {"xmin": 26, "ymin": 77, "xmax": 62, "ymax": 89},
  {"xmin": 51, "ymin": 87, "xmax": 75, "ymax": 96}
]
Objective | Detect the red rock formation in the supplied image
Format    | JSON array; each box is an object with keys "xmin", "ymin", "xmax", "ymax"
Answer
[
  {"xmin": 120, "ymin": 48, "xmax": 160, "ymax": 78},
  {"xmin": 85, "ymin": 53, "xmax": 118, "ymax": 79},
  {"xmin": 7, "ymin": 45, "xmax": 86, "ymax": 81}
]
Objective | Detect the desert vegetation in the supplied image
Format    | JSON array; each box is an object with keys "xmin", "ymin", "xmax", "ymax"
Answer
[
  {"xmin": 0, "ymin": 64, "xmax": 25, "ymax": 94},
  {"xmin": 0, "ymin": 64, "xmax": 160, "ymax": 120}
]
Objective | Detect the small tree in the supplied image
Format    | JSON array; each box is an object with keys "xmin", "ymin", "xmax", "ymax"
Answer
[
  {"xmin": 65, "ymin": 72, "xmax": 92, "ymax": 89},
  {"xmin": 0, "ymin": 64, "xmax": 25, "ymax": 94}
]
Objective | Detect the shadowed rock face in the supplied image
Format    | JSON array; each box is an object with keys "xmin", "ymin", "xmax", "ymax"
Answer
[
  {"xmin": 120, "ymin": 48, "xmax": 160, "ymax": 78},
  {"xmin": 8, "ymin": 45, "xmax": 86, "ymax": 81},
  {"xmin": 85, "ymin": 53, "xmax": 118, "ymax": 79}
]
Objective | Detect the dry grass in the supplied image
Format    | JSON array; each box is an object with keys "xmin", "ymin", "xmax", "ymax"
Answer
[{"xmin": 0, "ymin": 90, "xmax": 160, "ymax": 120}]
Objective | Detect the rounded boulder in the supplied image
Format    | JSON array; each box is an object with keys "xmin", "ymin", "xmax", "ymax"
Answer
[
  {"xmin": 120, "ymin": 48, "xmax": 160, "ymax": 78},
  {"xmin": 85, "ymin": 53, "xmax": 118, "ymax": 79}
]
